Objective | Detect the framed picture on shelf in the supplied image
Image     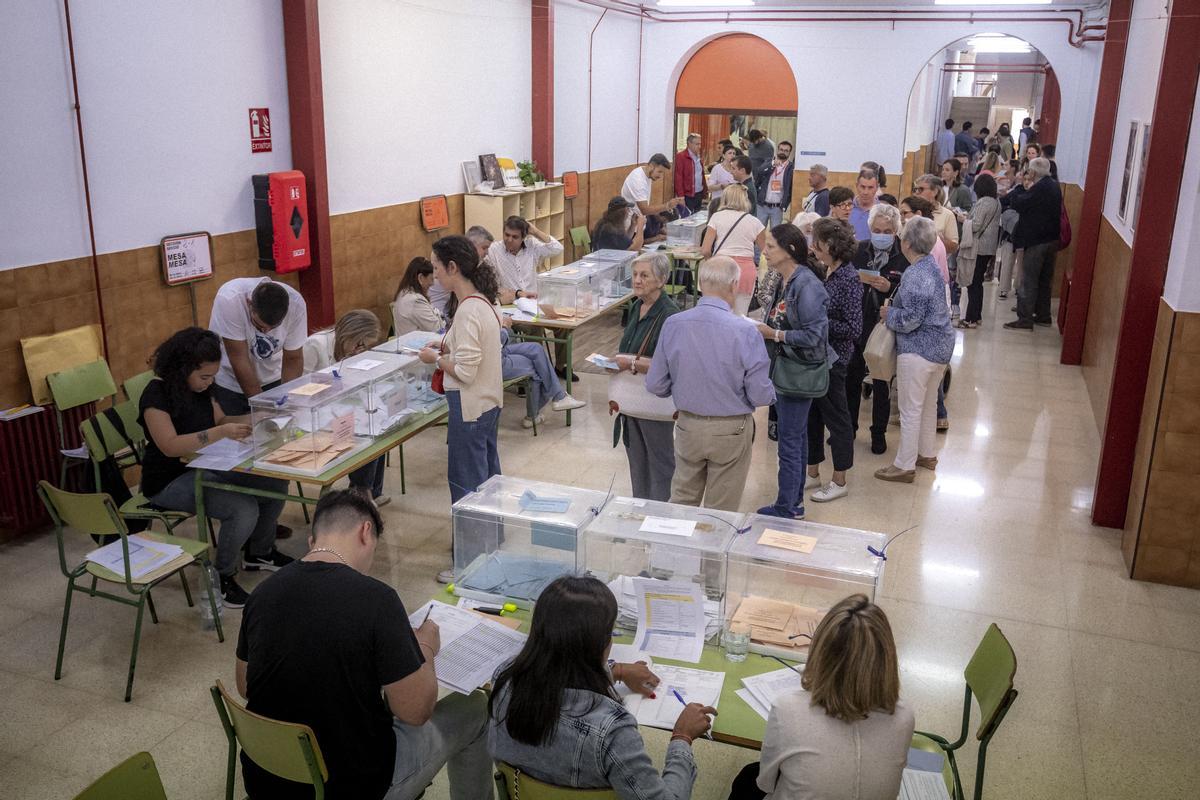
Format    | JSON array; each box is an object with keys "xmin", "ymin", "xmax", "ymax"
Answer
[
  {"xmin": 461, "ymin": 160, "xmax": 483, "ymax": 193},
  {"xmin": 479, "ymin": 153, "xmax": 504, "ymax": 191}
]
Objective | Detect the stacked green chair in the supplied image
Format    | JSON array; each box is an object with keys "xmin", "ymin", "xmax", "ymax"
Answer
[
  {"xmin": 47, "ymin": 359, "xmax": 119, "ymax": 486},
  {"xmin": 37, "ymin": 481, "xmax": 223, "ymax": 702},
  {"xmin": 569, "ymin": 226, "xmax": 591, "ymax": 258},
  {"xmin": 494, "ymin": 761, "xmax": 618, "ymax": 800},
  {"xmin": 910, "ymin": 623, "xmax": 1019, "ymax": 799}
]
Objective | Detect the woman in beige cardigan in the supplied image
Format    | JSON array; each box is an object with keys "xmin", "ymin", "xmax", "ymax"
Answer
[
  {"xmin": 418, "ymin": 236, "xmax": 503, "ymax": 584},
  {"xmin": 393, "ymin": 256, "xmax": 445, "ymax": 336}
]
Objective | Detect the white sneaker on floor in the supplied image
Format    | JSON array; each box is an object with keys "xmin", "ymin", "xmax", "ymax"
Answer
[
  {"xmin": 373, "ymin": 495, "xmax": 391, "ymax": 507},
  {"xmin": 804, "ymin": 475, "xmax": 821, "ymax": 490},
  {"xmin": 436, "ymin": 569, "xmax": 454, "ymax": 585},
  {"xmin": 551, "ymin": 393, "xmax": 587, "ymax": 412},
  {"xmin": 811, "ymin": 482, "xmax": 849, "ymax": 503},
  {"xmin": 522, "ymin": 414, "xmax": 545, "ymax": 429}
]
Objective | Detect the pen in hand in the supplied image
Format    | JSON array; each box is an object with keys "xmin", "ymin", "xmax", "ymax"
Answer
[{"xmin": 672, "ymin": 689, "xmax": 714, "ymax": 740}]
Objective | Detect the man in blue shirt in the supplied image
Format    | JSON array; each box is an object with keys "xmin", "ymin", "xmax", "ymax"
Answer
[
  {"xmin": 954, "ymin": 121, "xmax": 980, "ymax": 168},
  {"xmin": 848, "ymin": 169, "xmax": 879, "ymax": 241},
  {"xmin": 647, "ymin": 256, "xmax": 775, "ymax": 510},
  {"xmin": 936, "ymin": 118, "xmax": 956, "ymax": 165}
]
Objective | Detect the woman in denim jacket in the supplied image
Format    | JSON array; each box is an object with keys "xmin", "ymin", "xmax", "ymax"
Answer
[
  {"xmin": 754, "ymin": 224, "xmax": 830, "ymax": 519},
  {"xmin": 488, "ymin": 576, "xmax": 714, "ymax": 800}
]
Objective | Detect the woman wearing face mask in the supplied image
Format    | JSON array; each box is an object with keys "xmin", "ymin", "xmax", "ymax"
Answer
[{"xmin": 849, "ymin": 204, "xmax": 908, "ymax": 455}]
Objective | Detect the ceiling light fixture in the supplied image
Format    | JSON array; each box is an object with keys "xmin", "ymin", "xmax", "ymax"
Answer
[{"xmin": 657, "ymin": 0, "xmax": 755, "ymax": 7}]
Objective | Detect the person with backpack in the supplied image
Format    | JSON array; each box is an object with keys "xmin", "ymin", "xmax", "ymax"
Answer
[{"xmin": 138, "ymin": 327, "xmax": 292, "ymax": 608}]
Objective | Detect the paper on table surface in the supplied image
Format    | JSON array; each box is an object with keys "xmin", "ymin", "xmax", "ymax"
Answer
[
  {"xmin": 899, "ymin": 769, "xmax": 952, "ymax": 800},
  {"xmin": 741, "ymin": 667, "xmax": 804, "ymax": 712},
  {"xmin": 633, "ymin": 578, "xmax": 706, "ymax": 663},
  {"xmin": 187, "ymin": 437, "xmax": 253, "ymax": 471},
  {"xmin": 86, "ymin": 534, "xmax": 186, "ymax": 579},
  {"xmin": 757, "ymin": 528, "xmax": 818, "ymax": 554},
  {"xmin": 513, "ymin": 297, "xmax": 539, "ymax": 316},
  {"xmin": 736, "ymin": 688, "xmax": 770, "ymax": 721},
  {"xmin": 408, "ymin": 601, "xmax": 527, "ymax": 693},
  {"xmin": 639, "ymin": 516, "xmax": 696, "ymax": 537},
  {"xmin": 624, "ymin": 664, "xmax": 724, "ymax": 730},
  {"xmin": 344, "ymin": 358, "xmax": 384, "ymax": 371},
  {"xmin": 608, "ymin": 643, "xmax": 656, "ymax": 699}
]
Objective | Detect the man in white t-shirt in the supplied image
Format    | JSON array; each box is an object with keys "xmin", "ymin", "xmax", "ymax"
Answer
[
  {"xmin": 208, "ymin": 276, "xmax": 308, "ymax": 415},
  {"xmin": 621, "ymin": 153, "xmax": 686, "ymax": 219}
]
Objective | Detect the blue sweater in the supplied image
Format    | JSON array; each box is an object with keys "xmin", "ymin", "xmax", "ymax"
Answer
[{"xmin": 885, "ymin": 255, "xmax": 954, "ymax": 365}]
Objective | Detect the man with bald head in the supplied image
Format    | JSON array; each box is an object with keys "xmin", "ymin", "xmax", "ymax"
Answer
[{"xmin": 646, "ymin": 256, "xmax": 776, "ymax": 510}]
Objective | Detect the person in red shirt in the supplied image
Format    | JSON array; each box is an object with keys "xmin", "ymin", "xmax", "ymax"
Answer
[{"xmin": 674, "ymin": 133, "xmax": 708, "ymax": 213}]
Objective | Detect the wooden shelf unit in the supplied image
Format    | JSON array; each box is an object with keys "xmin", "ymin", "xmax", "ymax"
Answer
[{"xmin": 464, "ymin": 184, "xmax": 566, "ymax": 269}]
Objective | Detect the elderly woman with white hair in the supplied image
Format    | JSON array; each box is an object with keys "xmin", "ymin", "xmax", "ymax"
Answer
[
  {"xmin": 875, "ymin": 216, "xmax": 955, "ymax": 483},
  {"xmin": 609, "ymin": 251, "xmax": 681, "ymax": 501},
  {"xmin": 849, "ymin": 203, "xmax": 909, "ymax": 455}
]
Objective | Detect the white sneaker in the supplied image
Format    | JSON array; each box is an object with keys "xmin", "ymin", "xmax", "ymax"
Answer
[
  {"xmin": 373, "ymin": 495, "xmax": 391, "ymax": 508},
  {"xmin": 522, "ymin": 414, "xmax": 545, "ymax": 429},
  {"xmin": 436, "ymin": 569, "xmax": 455, "ymax": 585},
  {"xmin": 804, "ymin": 474, "xmax": 821, "ymax": 490},
  {"xmin": 552, "ymin": 394, "xmax": 587, "ymax": 412},
  {"xmin": 811, "ymin": 482, "xmax": 849, "ymax": 503}
]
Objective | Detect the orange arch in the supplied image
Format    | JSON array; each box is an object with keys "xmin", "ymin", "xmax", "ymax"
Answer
[{"xmin": 674, "ymin": 34, "xmax": 798, "ymax": 114}]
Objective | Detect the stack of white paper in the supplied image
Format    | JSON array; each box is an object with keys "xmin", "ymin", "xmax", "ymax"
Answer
[
  {"xmin": 736, "ymin": 667, "xmax": 805, "ymax": 721},
  {"xmin": 898, "ymin": 769, "xmax": 952, "ymax": 800},
  {"xmin": 408, "ymin": 601, "xmax": 527, "ymax": 694},
  {"xmin": 86, "ymin": 535, "xmax": 186, "ymax": 579},
  {"xmin": 607, "ymin": 575, "xmax": 721, "ymax": 643},
  {"xmin": 187, "ymin": 437, "xmax": 253, "ymax": 471},
  {"xmin": 623, "ymin": 664, "xmax": 724, "ymax": 730}
]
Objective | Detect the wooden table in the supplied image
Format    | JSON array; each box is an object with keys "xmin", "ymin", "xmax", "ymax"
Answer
[
  {"xmin": 509, "ymin": 291, "xmax": 635, "ymax": 426},
  {"xmin": 429, "ymin": 592, "xmax": 792, "ymax": 749},
  {"xmin": 194, "ymin": 401, "xmax": 449, "ymax": 543}
]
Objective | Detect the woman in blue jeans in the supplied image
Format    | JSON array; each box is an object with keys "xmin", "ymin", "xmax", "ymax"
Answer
[
  {"xmin": 138, "ymin": 328, "xmax": 291, "ymax": 608},
  {"xmin": 419, "ymin": 236, "xmax": 504, "ymax": 584},
  {"xmin": 754, "ymin": 224, "xmax": 830, "ymax": 519}
]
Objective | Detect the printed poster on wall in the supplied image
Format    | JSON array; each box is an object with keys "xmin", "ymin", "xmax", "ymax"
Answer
[
  {"xmin": 249, "ymin": 108, "xmax": 272, "ymax": 153},
  {"xmin": 160, "ymin": 232, "xmax": 214, "ymax": 286},
  {"xmin": 420, "ymin": 195, "xmax": 450, "ymax": 232},
  {"xmin": 1116, "ymin": 121, "xmax": 1138, "ymax": 224},
  {"xmin": 562, "ymin": 171, "xmax": 579, "ymax": 199}
]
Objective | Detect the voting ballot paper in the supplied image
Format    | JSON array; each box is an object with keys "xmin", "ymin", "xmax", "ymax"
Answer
[
  {"xmin": 623, "ymin": 664, "xmax": 724, "ymax": 730},
  {"xmin": 408, "ymin": 601, "xmax": 526, "ymax": 694}
]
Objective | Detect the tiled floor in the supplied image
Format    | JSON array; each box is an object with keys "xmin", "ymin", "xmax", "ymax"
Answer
[{"xmin": 3, "ymin": 288, "xmax": 1199, "ymax": 799}]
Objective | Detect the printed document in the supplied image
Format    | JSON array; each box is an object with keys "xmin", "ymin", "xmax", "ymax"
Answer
[
  {"xmin": 633, "ymin": 578, "xmax": 707, "ymax": 663},
  {"xmin": 187, "ymin": 437, "xmax": 253, "ymax": 471},
  {"xmin": 408, "ymin": 601, "xmax": 526, "ymax": 694},
  {"xmin": 898, "ymin": 769, "xmax": 952, "ymax": 800},
  {"xmin": 86, "ymin": 535, "xmax": 186, "ymax": 579},
  {"xmin": 741, "ymin": 667, "xmax": 804, "ymax": 712},
  {"xmin": 624, "ymin": 664, "xmax": 724, "ymax": 730}
]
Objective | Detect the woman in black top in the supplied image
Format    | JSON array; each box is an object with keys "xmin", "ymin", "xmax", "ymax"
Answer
[
  {"xmin": 138, "ymin": 327, "xmax": 291, "ymax": 608},
  {"xmin": 847, "ymin": 203, "xmax": 909, "ymax": 455}
]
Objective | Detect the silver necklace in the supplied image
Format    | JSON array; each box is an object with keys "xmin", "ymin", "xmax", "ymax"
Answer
[{"xmin": 307, "ymin": 547, "xmax": 347, "ymax": 566}]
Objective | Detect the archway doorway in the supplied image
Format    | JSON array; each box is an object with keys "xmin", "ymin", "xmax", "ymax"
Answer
[
  {"xmin": 673, "ymin": 34, "xmax": 798, "ymax": 166},
  {"xmin": 901, "ymin": 32, "xmax": 1061, "ymax": 193}
]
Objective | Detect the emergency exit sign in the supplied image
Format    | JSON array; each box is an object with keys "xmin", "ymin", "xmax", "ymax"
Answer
[{"xmin": 249, "ymin": 108, "xmax": 272, "ymax": 153}]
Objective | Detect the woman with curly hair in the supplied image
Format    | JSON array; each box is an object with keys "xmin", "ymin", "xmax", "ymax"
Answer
[{"xmin": 138, "ymin": 327, "xmax": 291, "ymax": 608}]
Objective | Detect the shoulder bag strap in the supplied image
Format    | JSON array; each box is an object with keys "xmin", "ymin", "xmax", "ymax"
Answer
[
  {"xmin": 635, "ymin": 311, "xmax": 665, "ymax": 359},
  {"xmin": 714, "ymin": 212, "xmax": 751, "ymax": 255}
]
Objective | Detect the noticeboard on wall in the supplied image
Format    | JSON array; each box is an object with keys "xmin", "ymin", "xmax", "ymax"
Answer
[
  {"xmin": 562, "ymin": 171, "xmax": 579, "ymax": 199},
  {"xmin": 160, "ymin": 232, "xmax": 214, "ymax": 286},
  {"xmin": 420, "ymin": 195, "xmax": 450, "ymax": 232}
]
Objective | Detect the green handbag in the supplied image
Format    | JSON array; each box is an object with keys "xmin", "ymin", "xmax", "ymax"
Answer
[{"xmin": 770, "ymin": 344, "xmax": 830, "ymax": 399}]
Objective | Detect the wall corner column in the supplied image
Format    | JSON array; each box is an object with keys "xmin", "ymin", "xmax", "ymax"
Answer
[
  {"xmin": 532, "ymin": 0, "xmax": 554, "ymax": 179},
  {"xmin": 1092, "ymin": 0, "xmax": 1200, "ymax": 528},
  {"xmin": 281, "ymin": 0, "xmax": 334, "ymax": 330},
  {"xmin": 1060, "ymin": 0, "xmax": 1132, "ymax": 366}
]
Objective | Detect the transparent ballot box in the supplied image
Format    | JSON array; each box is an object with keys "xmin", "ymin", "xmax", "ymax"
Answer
[
  {"xmin": 586, "ymin": 249, "xmax": 636, "ymax": 288},
  {"xmin": 535, "ymin": 260, "xmax": 621, "ymax": 319},
  {"xmin": 581, "ymin": 497, "xmax": 744, "ymax": 630},
  {"xmin": 725, "ymin": 515, "xmax": 886, "ymax": 661},
  {"xmin": 249, "ymin": 374, "xmax": 373, "ymax": 476},
  {"xmin": 371, "ymin": 330, "xmax": 443, "ymax": 357},
  {"xmin": 665, "ymin": 211, "xmax": 708, "ymax": 248},
  {"xmin": 451, "ymin": 476, "xmax": 610, "ymax": 608},
  {"xmin": 368, "ymin": 333, "xmax": 443, "ymax": 414}
]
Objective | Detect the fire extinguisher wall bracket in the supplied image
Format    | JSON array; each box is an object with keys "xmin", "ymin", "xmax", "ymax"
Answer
[{"xmin": 252, "ymin": 170, "xmax": 311, "ymax": 273}]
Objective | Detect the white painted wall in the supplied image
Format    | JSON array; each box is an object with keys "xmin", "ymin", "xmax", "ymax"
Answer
[
  {"xmin": 1101, "ymin": 0, "xmax": 1170, "ymax": 245},
  {"xmin": 320, "ymin": 0, "xmax": 531, "ymax": 214},
  {"xmin": 1162, "ymin": 81, "xmax": 1200, "ymax": 313},
  {"xmin": 0, "ymin": 1, "xmax": 292, "ymax": 271},
  {"xmin": 628, "ymin": 19, "xmax": 1101, "ymax": 187},
  {"xmin": 552, "ymin": 1, "xmax": 643, "ymax": 174}
]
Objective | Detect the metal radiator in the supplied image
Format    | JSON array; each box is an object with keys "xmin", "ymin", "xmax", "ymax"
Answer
[{"xmin": 0, "ymin": 403, "xmax": 95, "ymax": 538}]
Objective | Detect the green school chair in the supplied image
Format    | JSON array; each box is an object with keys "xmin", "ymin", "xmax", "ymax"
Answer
[
  {"xmin": 494, "ymin": 761, "xmax": 618, "ymax": 800},
  {"xmin": 73, "ymin": 751, "xmax": 168, "ymax": 800},
  {"xmin": 37, "ymin": 481, "xmax": 223, "ymax": 702},
  {"xmin": 910, "ymin": 622, "xmax": 1019, "ymax": 800}
]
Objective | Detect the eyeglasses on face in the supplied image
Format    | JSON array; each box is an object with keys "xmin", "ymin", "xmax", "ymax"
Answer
[{"xmin": 834, "ymin": 200, "xmax": 853, "ymax": 209}]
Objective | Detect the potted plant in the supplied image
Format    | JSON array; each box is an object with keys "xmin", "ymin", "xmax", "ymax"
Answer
[{"xmin": 518, "ymin": 160, "xmax": 545, "ymax": 188}]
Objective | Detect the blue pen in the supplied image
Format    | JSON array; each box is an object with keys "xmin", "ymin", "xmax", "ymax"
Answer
[{"xmin": 672, "ymin": 689, "xmax": 712, "ymax": 740}]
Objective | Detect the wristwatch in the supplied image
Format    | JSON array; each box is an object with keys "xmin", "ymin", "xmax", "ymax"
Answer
[{"xmin": 515, "ymin": 289, "xmax": 524, "ymax": 299}]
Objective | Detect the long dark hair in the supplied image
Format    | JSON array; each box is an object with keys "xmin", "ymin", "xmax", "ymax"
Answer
[
  {"xmin": 432, "ymin": 235, "xmax": 498, "ymax": 304},
  {"xmin": 770, "ymin": 223, "xmax": 823, "ymax": 281},
  {"xmin": 395, "ymin": 257, "xmax": 433, "ymax": 300},
  {"xmin": 150, "ymin": 327, "xmax": 222, "ymax": 408},
  {"xmin": 489, "ymin": 576, "xmax": 619, "ymax": 745},
  {"xmin": 594, "ymin": 204, "xmax": 628, "ymax": 237}
]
